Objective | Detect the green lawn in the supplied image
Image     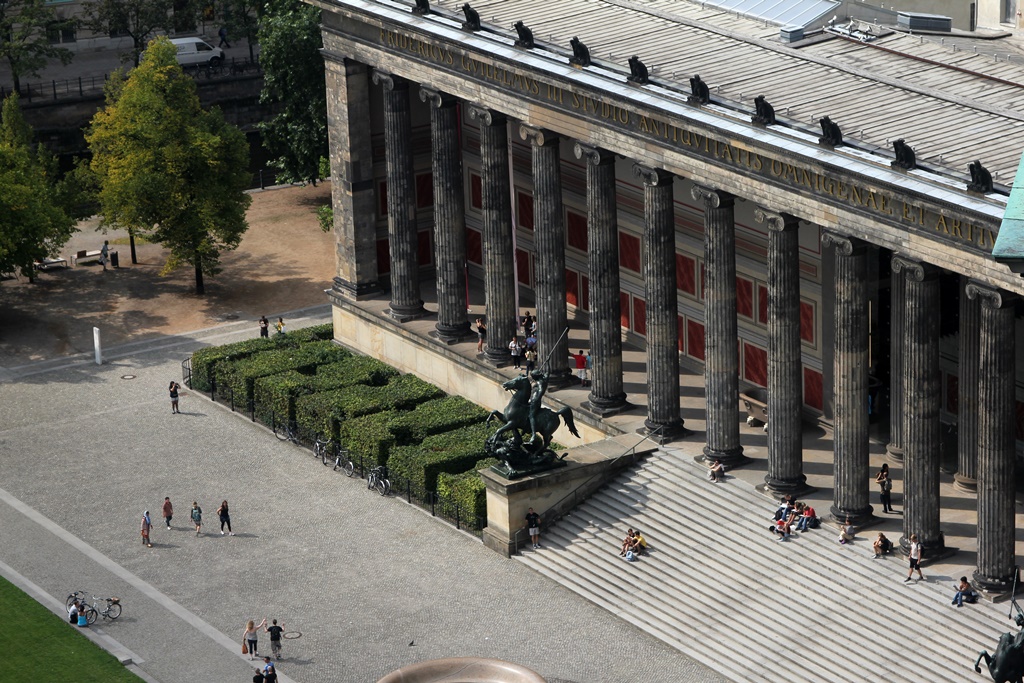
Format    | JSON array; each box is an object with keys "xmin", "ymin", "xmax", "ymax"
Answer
[{"xmin": 0, "ymin": 577, "xmax": 142, "ymax": 683}]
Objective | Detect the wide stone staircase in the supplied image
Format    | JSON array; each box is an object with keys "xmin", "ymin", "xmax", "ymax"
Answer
[{"xmin": 514, "ymin": 449, "xmax": 1009, "ymax": 682}]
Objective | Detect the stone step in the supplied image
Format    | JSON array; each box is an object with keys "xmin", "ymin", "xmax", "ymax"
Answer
[{"xmin": 514, "ymin": 450, "xmax": 1006, "ymax": 683}]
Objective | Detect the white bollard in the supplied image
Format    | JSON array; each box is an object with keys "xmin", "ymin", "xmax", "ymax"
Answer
[{"xmin": 93, "ymin": 327, "xmax": 102, "ymax": 365}]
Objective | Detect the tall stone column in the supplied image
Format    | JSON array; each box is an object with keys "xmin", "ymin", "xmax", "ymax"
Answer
[
  {"xmin": 887, "ymin": 255, "xmax": 906, "ymax": 462},
  {"xmin": 968, "ymin": 284, "xmax": 1017, "ymax": 592},
  {"xmin": 955, "ymin": 274, "xmax": 980, "ymax": 491},
  {"xmin": 324, "ymin": 57, "xmax": 379, "ymax": 299},
  {"xmin": 521, "ymin": 126, "xmax": 570, "ymax": 387},
  {"xmin": 420, "ymin": 88, "xmax": 470, "ymax": 342},
  {"xmin": 822, "ymin": 232, "xmax": 872, "ymax": 523},
  {"xmin": 371, "ymin": 70, "xmax": 425, "ymax": 321},
  {"xmin": 574, "ymin": 143, "xmax": 627, "ymax": 415},
  {"xmin": 757, "ymin": 208, "xmax": 807, "ymax": 495},
  {"xmin": 894, "ymin": 257, "xmax": 945, "ymax": 555},
  {"xmin": 633, "ymin": 164, "xmax": 685, "ymax": 441},
  {"xmin": 693, "ymin": 185, "xmax": 743, "ymax": 465},
  {"xmin": 468, "ymin": 106, "xmax": 514, "ymax": 366}
]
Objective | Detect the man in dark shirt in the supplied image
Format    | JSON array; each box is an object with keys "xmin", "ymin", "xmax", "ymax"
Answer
[
  {"xmin": 526, "ymin": 507, "xmax": 541, "ymax": 550},
  {"xmin": 265, "ymin": 619, "xmax": 285, "ymax": 660}
]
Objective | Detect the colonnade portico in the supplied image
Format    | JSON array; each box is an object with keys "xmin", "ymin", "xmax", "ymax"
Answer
[{"xmin": 319, "ymin": 5, "xmax": 1019, "ymax": 593}]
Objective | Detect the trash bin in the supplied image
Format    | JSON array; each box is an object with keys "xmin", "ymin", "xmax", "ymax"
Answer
[{"xmin": 110, "ymin": 250, "xmax": 119, "ymax": 268}]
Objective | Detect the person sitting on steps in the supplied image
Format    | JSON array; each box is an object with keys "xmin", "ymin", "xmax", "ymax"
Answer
[
  {"xmin": 630, "ymin": 529, "xmax": 648, "ymax": 556},
  {"xmin": 708, "ymin": 459, "xmax": 725, "ymax": 482},
  {"xmin": 873, "ymin": 532, "xmax": 893, "ymax": 558},
  {"xmin": 619, "ymin": 528, "xmax": 635, "ymax": 556},
  {"xmin": 952, "ymin": 576, "xmax": 977, "ymax": 607},
  {"xmin": 838, "ymin": 516, "xmax": 856, "ymax": 544},
  {"xmin": 795, "ymin": 502, "xmax": 816, "ymax": 532}
]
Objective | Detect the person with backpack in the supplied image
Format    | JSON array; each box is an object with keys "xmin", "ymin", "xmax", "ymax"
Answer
[{"xmin": 191, "ymin": 501, "xmax": 203, "ymax": 536}]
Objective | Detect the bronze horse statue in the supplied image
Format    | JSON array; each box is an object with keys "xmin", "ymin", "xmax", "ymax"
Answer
[
  {"xmin": 976, "ymin": 573, "xmax": 1024, "ymax": 683},
  {"xmin": 487, "ymin": 372, "xmax": 579, "ymax": 454}
]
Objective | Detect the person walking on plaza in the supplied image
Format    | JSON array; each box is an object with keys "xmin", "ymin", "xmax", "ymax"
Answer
[
  {"xmin": 259, "ymin": 315, "xmax": 269, "ymax": 338},
  {"xmin": 265, "ymin": 618, "xmax": 285, "ymax": 660},
  {"xmin": 875, "ymin": 463, "xmax": 894, "ymax": 513},
  {"xmin": 526, "ymin": 507, "xmax": 541, "ymax": 549},
  {"xmin": 904, "ymin": 533, "xmax": 925, "ymax": 582},
  {"xmin": 162, "ymin": 496, "xmax": 173, "ymax": 529},
  {"xmin": 217, "ymin": 500, "xmax": 234, "ymax": 535},
  {"xmin": 275, "ymin": 317, "xmax": 286, "ymax": 335},
  {"xmin": 243, "ymin": 618, "xmax": 266, "ymax": 659},
  {"xmin": 191, "ymin": 501, "xmax": 203, "ymax": 536},
  {"xmin": 169, "ymin": 381, "xmax": 181, "ymax": 414},
  {"xmin": 218, "ymin": 26, "xmax": 231, "ymax": 48},
  {"xmin": 573, "ymin": 350, "xmax": 587, "ymax": 385},
  {"xmin": 140, "ymin": 510, "xmax": 153, "ymax": 547},
  {"xmin": 100, "ymin": 240, "xmax": 110, "ymax": 271}
]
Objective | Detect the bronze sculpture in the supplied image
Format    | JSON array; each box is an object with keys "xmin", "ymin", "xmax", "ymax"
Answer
[
  {"xmin": 969, "ymin": 160, "xmax": 994, "ymax": 194},
  {"xmin": 752, "ymin": 95, "xmax": 776, "ymax": 125},
  {"xmin": 569, "ymin": 37, "xmax": 591, "ymax": 67},
  {"xmin": 462, "ymin": 3, "xmax": 481, "ymax": 31},
  {"xmin": 892, "ymin": 138, "xmax": 917, "ymax": 170},
  {"xmin": 486, "ymin": 371, "xmax": 579, "ymax": 479},
  {"xmin": 818, "ymin": 116, "xmax": 843, "ymax": 147},
  {"xmin": 975, "ymin": 584, "xmax": 1024, "ymax": 683},
  {"xmin": 688, "ymin": 74, "xmax": 710, "ymax": 105},
  {"xmin": 514, "ymin": 21, "xmax": 534, "ymax": 49},
  {"xmin": 412, "ymin": 0, "xmax": 429, "ymax": 15},
  {"xmin": 627, "ymin": 55, "xmax": 649, "ymax": 84}
]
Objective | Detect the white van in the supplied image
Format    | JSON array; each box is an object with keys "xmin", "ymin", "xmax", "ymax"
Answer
[{"xmin": 169, "ymin": 37, "xmax": 224, "ymax": 67}]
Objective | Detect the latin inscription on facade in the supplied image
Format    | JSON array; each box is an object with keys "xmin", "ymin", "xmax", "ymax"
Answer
[{"xmin": 377, "ymin": 28, "xmax": 996, "ymax": 251}]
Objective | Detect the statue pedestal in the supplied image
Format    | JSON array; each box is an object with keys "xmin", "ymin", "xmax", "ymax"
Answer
[{"xmin": 480, "ymin": 434, "xmax": 658, "ymax": 557}]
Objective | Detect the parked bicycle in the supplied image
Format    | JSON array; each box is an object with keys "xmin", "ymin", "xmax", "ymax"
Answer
[
  {"xmin": 87, "ymin": 595, "xmax": 122, "ymax": 623},
  {"xmin": 317, "ymin": 437, "xmax": 355, "ymax": 476},
  {"xmin": 275, "ymin": 420, "xmax": 299, "ymax": 443},
  {"xmin": 367, "ymin": 466, "xmax": 391, "ymax": 496},
  {"xmin": 65, "ymin": 590, "xmax": 88, "ymax": 611}
]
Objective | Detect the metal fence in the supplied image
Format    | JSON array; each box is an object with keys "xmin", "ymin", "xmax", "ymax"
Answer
[
  {"xmin": 182, "ymin": 368, "xmax": 487, "ymax": 535},
  {"xmin": 1, "ymin": 58, "xmax": 263, "ymax": 103}
]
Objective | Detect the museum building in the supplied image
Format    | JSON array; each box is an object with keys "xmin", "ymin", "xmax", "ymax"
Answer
[{"xmin": 311, "ymin": 0, "xmax": 1024, "ymax": 590}]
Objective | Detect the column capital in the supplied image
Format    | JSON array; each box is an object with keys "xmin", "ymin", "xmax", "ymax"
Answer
[
  {"xmin": 370, "ymin": 69, "xmax": 407, "ymax": 91},
  {"xmin": 966, "ymin": 281, "xmax": 1017, "ymax": 310},
  {"xmin": 754, "ymin": 207, "xmax": 799, "ymax": 232},
  {"xmin": 467, "ymin": 105, "xmax": 505, "ymax": 127},
  {"xmin": 690, "ymin": 184, "xmax": 734, "ymax": 208},
  {"xmin": 892, "ymin": 255, "xmax": 934, "ymax": 282},
  {"xmin": 418, "ymin": 87, "xmax": 457, "ymax": 109},
  {"xmin": 632, "ymin": 163, "xmax": 673, "ymax": 187},
  {"xmin": 573, "ymin": 142, "xmax": 615, "ymax": 166},
  {"xmin": 519, "ymin": 124, "xmax": 559, "ymax": 147},
  {"xmin": 820, "ymin": 230, "xmax": 861, "ymax": 255}
]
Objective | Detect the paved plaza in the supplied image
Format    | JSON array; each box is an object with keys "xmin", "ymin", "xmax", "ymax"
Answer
[{"xmin": 0, "ymin": 309, "xmax": 724, "ymax": 683}]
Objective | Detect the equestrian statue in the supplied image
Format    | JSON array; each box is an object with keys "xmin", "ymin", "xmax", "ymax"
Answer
[
  {"xmin": 486, "ymin": 370, "xmax": 579, "ymax": 479},
  {"xmin": 976, "ymin": 570, "xmax": 1024, "ymax": 683}
]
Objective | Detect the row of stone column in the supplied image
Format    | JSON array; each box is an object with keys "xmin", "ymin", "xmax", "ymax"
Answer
[{"xmin": 825, "ymin": 232, "xmax": 1019, "ymax": 591}]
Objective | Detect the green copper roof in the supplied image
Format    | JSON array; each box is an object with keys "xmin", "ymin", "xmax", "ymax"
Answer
[{"xmin": 992, "ymin": 150, "xmax": 1024, "ymax": 274}]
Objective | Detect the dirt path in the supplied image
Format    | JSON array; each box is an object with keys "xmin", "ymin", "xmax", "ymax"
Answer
[{"xmin": 0, "ymin": 183, "xmax": 336, "ymax": 365}]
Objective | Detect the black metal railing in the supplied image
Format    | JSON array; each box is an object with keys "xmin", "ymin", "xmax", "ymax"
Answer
[
  {"xmin": 181, "ymin": 357, "xmax": 192, "ymax": 389},
  {"xmin": 1, "ymin": 58, "xmax": 263, "ymax": 103}
]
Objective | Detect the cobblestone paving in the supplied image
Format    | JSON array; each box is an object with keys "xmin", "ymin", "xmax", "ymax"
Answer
[{"xmin": 0, "ymin": 316, "xmax": 725, "ymax": 683}]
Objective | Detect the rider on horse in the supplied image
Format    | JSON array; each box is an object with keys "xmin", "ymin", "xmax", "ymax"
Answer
[{"xmin": 526, "ymin": 370, "xmax": 549, "ymax": 445}]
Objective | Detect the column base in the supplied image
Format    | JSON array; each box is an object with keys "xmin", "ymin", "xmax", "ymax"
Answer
[
  {"xmin": 640, "ymin": 419, "xmax": 690, "ymax": 445},
  {"xmin": 703, "ymin": 445, "xmax": 747, "ymax": 469},
  {"xmin": 432, "ymin": 322, "xmax": 473, "ymax": 345},
  {"xmin": 885, "ymin": 444, "xmax": 904, "ymax": 463},
  {"xmin": 387, "ymin": 301, "xmax": 428, "ymax": 322},
  {"xmin": 583, "ymin": 392, "xmax": 631, "ymax": 417},
  {"xmin": 763, "ymin": 474, "xmax": 814, "ymax": 498},
  {"xmin": 483, "ymin": 347, "xmax": 512, "ymax": 367},
  {"xmin": 827, "ymin": 503, "xmax": 873, "ymax": 527},
  {"xmin": 546, "ymin": 369, "xmax": 574, "ymax": 391},
  {"xmin": 953, "ymin": 473, "xmax": 978, "ymax": 493},
  {"xmin": 332, "ymin": 276, "xmax": 382, "ymax": 301},
  {"xmin": 973, "ymin": 569, "xmax": 1017, "ymax": 596}
]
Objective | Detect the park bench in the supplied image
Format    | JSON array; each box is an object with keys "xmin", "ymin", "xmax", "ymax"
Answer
[
  {"xmin": 34, "ymin": 257, "xmax": 68, "ymax": 270},
  {"xmin": 73, "ymin": 250, "xmax": 102, "ymax": 266}
]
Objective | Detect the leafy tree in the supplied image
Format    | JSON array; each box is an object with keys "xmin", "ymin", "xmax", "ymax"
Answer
[
  {"xmin": 0, "ymin": 0, "xmax": 73, "ymax": 93},
  {"xmin": 81, "ymin": 0, "xmax": 171, "ymax": 67},
  {"xmin": 221, "ymin": 0, "xmax": 260, "ymax": 61},
  {"xmin": 86, "ymin": 37, "xmax": 251, "ymax": 294},
  {"xmin": 257, "ymin": 0, "xmax": 326, "ymax": 185},
  {"xmin": 0, "ymin": 93, "xmax": 75, "ymax": 280}
]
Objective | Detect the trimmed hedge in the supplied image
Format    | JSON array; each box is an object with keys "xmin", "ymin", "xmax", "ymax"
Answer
[
  {"xmin": 388, "ymin": 422, "xmax": 492, "ymax": 493},
  {"xmin": 191, "ymin": 336, "xmax": 294, "ymax": 391},
  {"xmin": 387, "ymin": 396, "xmax": 489, "ymax": 446},
  {"xmin": 295, "ymin": 388, "xmax": 348, "ymax": 442},
  {"xmin": 288, "ymin": 323, "xmax": 335, "ymax": 343},
  {"xmin": 436, "ymin": 457, "xmax": 499, "ymax": 529},
  {"xmin": 215, "ymin": 340, "xmax": 349, "ymax": 408},
  {"xmin": 311, "ymin": 356, "xmax": 398, "ymax": 391},
  {"xmin": 338, "ymin": 410, "xmax": 399, "ymax": 468},
  {"xmin": 333, "ymin": 374, "xmax": 445, "ymax": 419},
  {"xmin": 253, "ymin": 370, "xmax": 309, "ymax": 426}
]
